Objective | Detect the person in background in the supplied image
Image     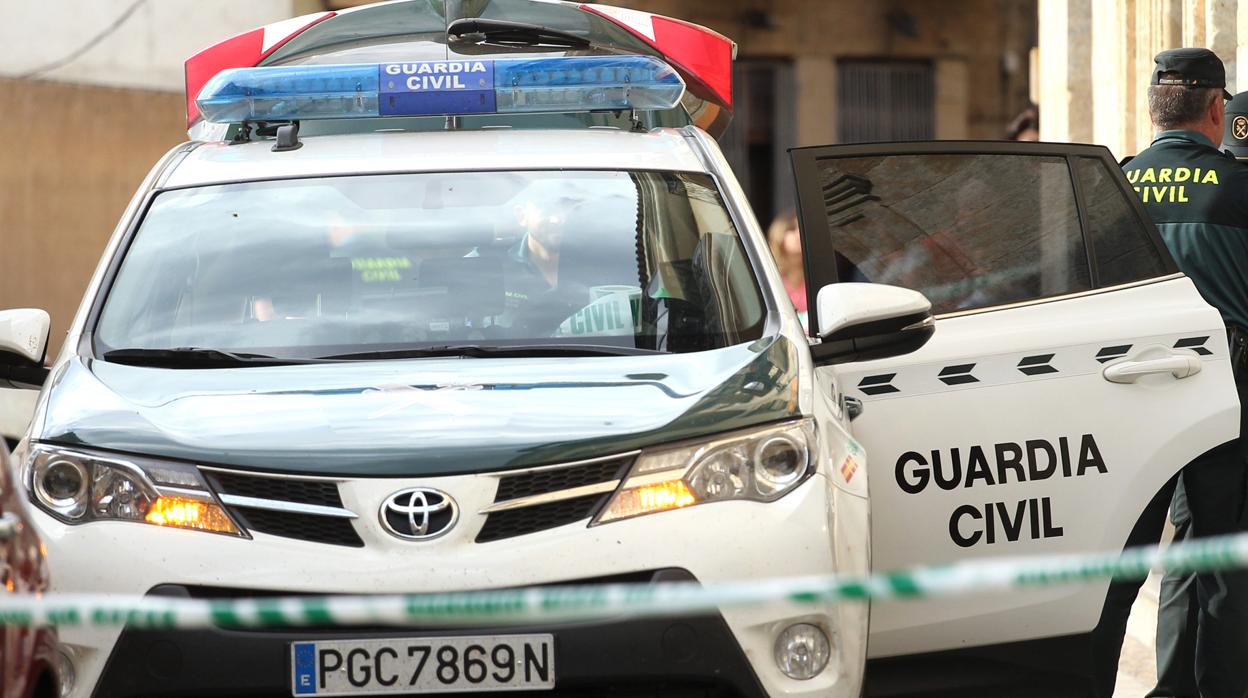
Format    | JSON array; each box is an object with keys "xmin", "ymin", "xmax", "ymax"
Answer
[
  {"xmin": 1005, "ymin": 104, "xmax": 1040, "ymax": 141},
  {"xmin": 1223, "ymin": 90, "xmax": 1248, "ymax": 160},
  {"xmin": 767, "ymin": 209, "xmax": 807, "ymax": 328}
]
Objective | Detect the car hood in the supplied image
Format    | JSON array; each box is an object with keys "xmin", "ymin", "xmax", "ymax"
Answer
[{"xmin": 39, "ymin": 336, "xmax": 800, "ymax": 476}]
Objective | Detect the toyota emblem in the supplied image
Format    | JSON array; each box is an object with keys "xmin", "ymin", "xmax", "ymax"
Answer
[{"xmin": 379, "ymin": 488, "xmax": 458, "ymax": 540}]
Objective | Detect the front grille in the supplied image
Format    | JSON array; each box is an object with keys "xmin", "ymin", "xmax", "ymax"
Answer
[
  {"xmin": 204, "ymin": 469, "xmax": 363, "ymax": 548},
  {"xmin": 230, "ymin": 507, "xmax": 364, "ymax": 547},
  {"xmin": 476, "ymin": 454, "xmax": 635, "ymax": 544},
  {"xmin": 494, "ymin": 456, "xmax": 631, "ymax": 501},
  {"xmin": 477, "ymin": 494, "xmax": 604, "ymax": 543},
  {"xmin": 205, "ymin": 471, "xmax": 343, "ymax": 507}
]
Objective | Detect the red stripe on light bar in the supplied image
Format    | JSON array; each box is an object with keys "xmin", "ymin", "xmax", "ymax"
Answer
[
  {"xmin": 184, "ymin": 12, "xmax": 334, "ymax": 127},
  {"xmin": 580, "ymin": 4, "xmax": 733, "ymax": 110}
]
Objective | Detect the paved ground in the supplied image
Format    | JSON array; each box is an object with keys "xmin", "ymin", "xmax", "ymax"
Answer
[{"xmin": 1114, "ymin": 574, "xmax": 1160, "ymax": 697}]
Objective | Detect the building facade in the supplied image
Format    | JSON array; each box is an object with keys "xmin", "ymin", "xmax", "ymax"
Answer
[{"xmin": 615, "ymin": 0, "xmax": 1036, "ymax": 221}]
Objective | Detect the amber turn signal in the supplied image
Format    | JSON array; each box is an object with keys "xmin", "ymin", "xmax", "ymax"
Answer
[
  {"xmin": 597, "ymin": 480, "xmax": 697, "ymax": 523},
  {"xmin": 144, "ymin": 496, "xmax": 240, "ymax": 534}
]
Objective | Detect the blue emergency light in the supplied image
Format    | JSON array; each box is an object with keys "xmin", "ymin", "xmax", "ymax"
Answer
[{"xmin": 195, "ymin": 55, "xmax": 686, "ymax": 124}]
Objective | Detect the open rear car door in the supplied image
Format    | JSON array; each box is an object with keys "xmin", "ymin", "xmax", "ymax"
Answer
[{"xmin": 790, "ymin": 141, "xmax": 1239, "ymax": 667}]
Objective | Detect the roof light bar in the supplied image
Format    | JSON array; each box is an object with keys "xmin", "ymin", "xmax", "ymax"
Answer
[{"xmin": 195, "ymin": 55, "xmax": 685, "ymax": 125}]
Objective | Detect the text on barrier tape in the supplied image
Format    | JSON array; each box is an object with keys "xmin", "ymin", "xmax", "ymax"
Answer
[{"xmin": 3, "ymin": 532, "xmax": 1248, "ymax": 629}]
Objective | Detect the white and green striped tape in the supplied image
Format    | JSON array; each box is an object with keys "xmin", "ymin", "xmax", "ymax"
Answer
[{"xmin": 4, "ymin": 532, "xmax": 1248, "ymax": 629}]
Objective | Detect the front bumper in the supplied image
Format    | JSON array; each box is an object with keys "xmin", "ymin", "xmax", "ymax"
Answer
[
  {"xmin": 38, "ymin": 471, "xmax": 866, "ymax": 698},
  {"xmin": 94, "ymin": 578, "xmax": 765, "ymax": 698}
]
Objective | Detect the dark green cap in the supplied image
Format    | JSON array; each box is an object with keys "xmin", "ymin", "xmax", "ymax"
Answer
[
  {"xmin": 1225, "ymin": 91, "xmax": 1248, "ymax": 158},
  {"xmin": 1153, "ymin": 47, "xmax": 1234, "ymax": 101}
]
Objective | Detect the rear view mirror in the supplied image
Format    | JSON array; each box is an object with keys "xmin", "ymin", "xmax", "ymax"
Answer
[
  {"xmin": 0, "ymin": 309, "xmax": 51, "ymax": 389},
  {"xmin": 810, "ymin": 283, "xmax": 934, "ymax": 365}
]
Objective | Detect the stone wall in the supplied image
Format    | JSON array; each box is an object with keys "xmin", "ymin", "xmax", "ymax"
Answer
[
  {"xmin": 1040, "ymin": 0, "xmax": 1248, "ymax": 158},
  {"xmin": 0, "ymin": 79, "xmax": 187, "ymax": 358}
]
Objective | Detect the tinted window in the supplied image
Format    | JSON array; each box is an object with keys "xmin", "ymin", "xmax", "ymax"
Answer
[
  {"xmin": 96, "ymin": 171, "xmax": 765, "ymax": 358},
  {"xmin": 810, "ymin": 153, "xmax": 1091, "ymax": 314},
  {"xmin": 1075, "ymin": 156, "xmax": 1169, "ymax": 286}
]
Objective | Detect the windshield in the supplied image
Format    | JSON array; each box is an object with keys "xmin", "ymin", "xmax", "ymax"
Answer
[{"xmin": 95, "ymin": 171, "xmax": 766, "ymax": 359}]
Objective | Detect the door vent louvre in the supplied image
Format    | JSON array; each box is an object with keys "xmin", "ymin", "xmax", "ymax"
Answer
[
  {"xmin": 858, "ymin": 373, "xmax": 900, "ymax": 395},
  {"xmin": 937, "ymin": 364, "xmax": 978, "ymax": 386},
  {"xmin": 1096, "ymin": 345, "xmax": 1132, "ymax": 363},
  {"xmin": 1017, "ymin": 354, "xmax": 1058, "ymax": 376},
  {"xmin": 1174, "ymin": 336, "xmax": 1212, "ymax": 356}
]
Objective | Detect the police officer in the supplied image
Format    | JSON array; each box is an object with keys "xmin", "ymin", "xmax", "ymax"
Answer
[
  {"xmin": 1143, "ymin": 88, "xmax": 1248, "ymax": 698},
  {"xmin": 1104, "ymin": 48, "xmax": 1248, "ymax": 698},
  {"xmin": 1136, "ymin": 87, "xmax": 1248, "ymax": 698}
]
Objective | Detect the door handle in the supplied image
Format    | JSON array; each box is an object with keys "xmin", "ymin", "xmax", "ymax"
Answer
[
  {"xmin": 0, "ymin": 511, "xmax": 19, "ymax": 541},
  {"xmin": 1103, "ymin": 355, "xmax": 1202, "ymax": 383}
]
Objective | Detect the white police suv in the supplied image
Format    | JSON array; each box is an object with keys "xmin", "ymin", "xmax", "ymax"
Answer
[{"xmin": 0, "ymin": 2, "xmax": 1238, "ymax": 697}]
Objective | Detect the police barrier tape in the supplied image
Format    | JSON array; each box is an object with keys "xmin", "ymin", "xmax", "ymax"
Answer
[{"xmin": 4, "ymin": 531, "xmax": 1248, "ymax": 629}]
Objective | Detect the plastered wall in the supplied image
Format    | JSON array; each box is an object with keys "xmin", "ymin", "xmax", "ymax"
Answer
[{"xmin": 0, "ymin": 78, "xmax": 186, "ymax": 357}]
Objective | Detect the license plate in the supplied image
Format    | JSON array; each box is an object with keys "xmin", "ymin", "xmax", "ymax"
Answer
[{"xmin": 290, "ymin": 634, "xmax": 555, "ymax": 696}]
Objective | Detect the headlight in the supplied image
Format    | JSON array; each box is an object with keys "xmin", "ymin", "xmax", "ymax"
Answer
[
  {"xmin": 22, "ymin": 444, "xmax": 243, "ymax": 536},
  {"xmin": 595, "ymin": 419, "xmax": 816, "ymax": 524}
]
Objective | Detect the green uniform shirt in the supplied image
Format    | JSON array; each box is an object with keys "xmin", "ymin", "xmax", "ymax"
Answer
[{"xmin": 1124, "ymin": 130, "xmax": 1248, "ymax": 330}]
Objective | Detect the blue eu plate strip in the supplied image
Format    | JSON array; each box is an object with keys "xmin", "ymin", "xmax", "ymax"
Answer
[{"xmin": 293, "ymin": 642, "xmax": 318, "ymax": 695}]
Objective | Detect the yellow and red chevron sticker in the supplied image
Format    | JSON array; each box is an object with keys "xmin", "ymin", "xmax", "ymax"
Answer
[{"xmin": 840, "ymin": 455, "xmax": 859, "ymax": 483}]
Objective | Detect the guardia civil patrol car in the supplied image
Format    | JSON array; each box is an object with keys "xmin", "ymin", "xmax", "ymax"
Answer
[{"xmin": 0, "ymin": 1, "xmax": 1238, "ymax": 697}]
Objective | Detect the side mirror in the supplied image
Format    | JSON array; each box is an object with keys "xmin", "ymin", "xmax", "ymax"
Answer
[
  {"xmin": 810, "ymin": 283, "xmax": 935, "ymax": 365},
  {"xmin": 0, "ymin": 309, "xmax": 51, "ymax": 389}
]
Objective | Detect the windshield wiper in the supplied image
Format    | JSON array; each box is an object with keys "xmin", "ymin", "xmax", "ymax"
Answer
[
  {"xmin": 447, "ymin": 18, "xmax": 591, "ymax": 48},
  {"xmin": 101, "ymin": 347, "xmax": 318, "ymax": 368},
  {"xmin": 319, "ymin": 344, "xmax": 661, "ymax": 361}
]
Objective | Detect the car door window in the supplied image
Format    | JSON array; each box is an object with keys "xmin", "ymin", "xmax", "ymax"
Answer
[
  {"xmin": 1075, "ymin": 156, "xmax": 1171, "ymax": 286},
  {"xmin": 802, "ymin": 152, "xmax": 1090, "ymax": 315}
]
